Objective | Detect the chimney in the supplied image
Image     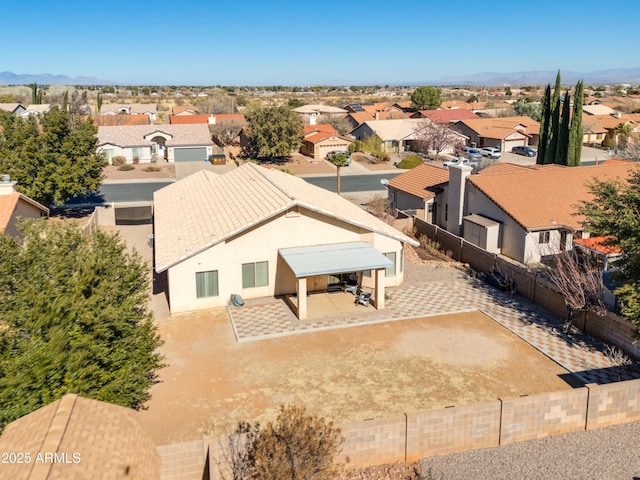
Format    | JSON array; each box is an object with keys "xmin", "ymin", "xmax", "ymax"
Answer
[
  {"xmin": 208, "ymin": 115, "xmax": 216, "ymax": 124},
  {"xmin": 375, "ymin": 111, "xmax": 380, "ymax": 120},
  {"xmin": 446, "ymin": 165, "xmax": 473, "ymax": 236},
  {"xmin": 309, "ymin": 113, "xmax": 317, "ymax": 126},
  {"xmin": 0, "ymin": 174, "xmax": 17, "ymax": 196}
]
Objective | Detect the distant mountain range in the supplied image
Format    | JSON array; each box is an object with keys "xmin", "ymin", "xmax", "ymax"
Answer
[
  {"xmin": 1, "ymin": 68, "xmax": 640, "ymax": 87},
  {"xmin": 0, "ymin": 71, "xmax": 116, "ymax": 86},
  {"xmin": 425, "ymin": 68, "xmax": 640, "ymax": 86}
]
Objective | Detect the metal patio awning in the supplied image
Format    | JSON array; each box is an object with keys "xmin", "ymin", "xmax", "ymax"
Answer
[{"xmin": 278, "ymin": 242, "xmax": 392, "ymax": 278}]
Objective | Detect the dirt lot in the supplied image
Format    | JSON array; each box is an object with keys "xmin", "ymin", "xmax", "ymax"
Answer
[
  {"xmin": 137, "ymin": 309, "xmax": 571, "ymax": 446},
  {"xmin": 102, "ymin": 162, "xmax": 176, "ymax": 181}
]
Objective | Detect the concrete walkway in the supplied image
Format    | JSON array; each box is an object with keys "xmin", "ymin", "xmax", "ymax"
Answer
[{"xmin": 228, "ymin": 277, "xmax": 640, "ymax": 386}]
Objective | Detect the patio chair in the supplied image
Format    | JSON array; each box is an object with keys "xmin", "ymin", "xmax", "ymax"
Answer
[
  {"xmin": 354, "ymin": 288, "xmax": 372, "ymax": 307},
  {"xmin": 344, "ymin": 273, "xmax": 359, "ymax": 295}
]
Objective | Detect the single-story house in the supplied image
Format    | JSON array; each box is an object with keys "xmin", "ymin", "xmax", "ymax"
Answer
[
  {"xmin": 410, "ymin": 109, "xmax": 479, "ymax": 123},
  {"xmin": 0, "ymin": 103, "xmax": 26, "ymax": 115},
  {"xmin": 18, "ymin": 104, "xmax": 51, "ymax": 117},
  {"xmin": 344, "ymin": 110, "xmax": 406, "ymax": 130},
  {"xmin": 171, "ymin": 106, "xmax": 200, "ymax": 115},
  {"xmin": 169, "ymin": 113, "xmax": 247, "ymax": 125},
  {"xmin": 387, "ymin": 164, "xmax": 449, "ymax": 222},
  {"xmin": 0, "ymin": 394, "xmax": 160, "ymax": 479},
  {"xmin": 97, "ymin": 124, "xmax": 214, "ymax": 163},
  {"xmin": 573, "ymin": 236, "xmax": 623, "ymax": 271},
  {"xmin": 0, "ymin": 176, "xmax": 49, "ymax": 236},
  {"xmin": 402, "ymin": 160, "xmax": 637, "ymax": 265},
  {"xmin": 153, "ymin": 163, "xmax": 418, "ymax": 318},
  {"xmin": 300, "ymin": 124, "xmax": 352, "ymax": 159},
  {"xmin": 99, "ymin": 103, "xmax": 158, "ymax": 122},
  {"xmin": 293, "ymin": 104, "xmax": 348, "ymax": 125},
  {"xmin": 351, "ymin": 118, "xmax": 426, "ymax": 152},
  {"xmin": 94, "ymin": 114, "xmax": 150, "ymax": 126},
  {"xmin": 452, "ymin": 116, "xmax": 540, "ymax": 150}
]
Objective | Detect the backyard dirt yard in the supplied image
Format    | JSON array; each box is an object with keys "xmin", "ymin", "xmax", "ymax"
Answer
[{"xmin": 137, "ymin": 309, "xmax": 572, "ymax": 446}]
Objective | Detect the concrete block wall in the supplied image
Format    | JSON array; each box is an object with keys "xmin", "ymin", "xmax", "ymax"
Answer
[
  {"xmin": 406, "ymin": 401, "xmax": 501, "ymax": 460},
  {"xmin": 587, "ymin": 380, "xmax": 640, "ymax": 430},
  {"xmin": 338, "ymin": 415, "xmax": 407, "ymax": 467},
  {"xmin": 499, "ymin": 389, "xmax": 588, "ymax": 445}
]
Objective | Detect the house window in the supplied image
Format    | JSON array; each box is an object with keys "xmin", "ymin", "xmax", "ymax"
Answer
[
  {"xmin": 242, "ymin": 261, "xmax": 269, "ymax": 288},
  {"xmin": 363, "ymin": 270, "xmax": 371, "ymax": 278},
  {"xmin": 103, "ymin": 148, "xmax": 114, "ymax": 161},
  {"xmin": 384, "ymin": 252, "xmax": 396, "ymax": 277},
  {"xmin": 538, "ymin": 231, "xmax": 550, "ymax": 244},
  {"xmin": 132, "ymin": 147, "xmax": 144, "ymax": 159},
  {"xmin": 196, "ymin": 270, "xmax": 218, "ymax": 298}
]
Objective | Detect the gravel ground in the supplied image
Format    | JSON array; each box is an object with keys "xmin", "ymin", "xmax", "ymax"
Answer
[{"xmin": 420, "ymin": 420, "xmax": 640, "ymax": 480}]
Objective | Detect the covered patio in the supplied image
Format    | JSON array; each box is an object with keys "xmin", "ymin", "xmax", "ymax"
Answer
[{"xmin": 278, "ymin": 242, "xmax": 392, "ymax": 320}]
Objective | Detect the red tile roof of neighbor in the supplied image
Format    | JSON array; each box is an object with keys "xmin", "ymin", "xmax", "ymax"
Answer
[
  {"xmin": 388, "ymin": 164, "xmax": 450, "ymax": 200},
  {"xmin": 469, "ymin": 160, "xmax": 638, "ymax": 231},
  {"xmin": 0, "ymin": 192, "xmax": 49, "ymax": 232},
  {"xmin": 304, "ymin": 124, "xmax": 337, "ymax": 135},
  {"xmin": 304, "ymin": 131, "xmax": 352, "ymax": 144},
  {"xmin": 169, "ymin": 113, "xmax": 246, "ymax": 124},
  {"xmin": 573, "ymin": 236, "xmax": 622, "ymax": 255}
]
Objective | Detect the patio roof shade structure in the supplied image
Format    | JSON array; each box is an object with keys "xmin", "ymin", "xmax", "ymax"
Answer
[{"xmin": 278, "ymin": 242, "xmax": 393, "ymax": 278}]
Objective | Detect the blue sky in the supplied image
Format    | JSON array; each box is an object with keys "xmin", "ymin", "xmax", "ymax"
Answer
[{"xmin": 3, "ymin": 0, "xmax": 638, "ymax": 86}]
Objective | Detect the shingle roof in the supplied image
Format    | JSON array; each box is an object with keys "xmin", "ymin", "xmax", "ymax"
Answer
[
  {"xmin": 0, "ymin": 103, "xmax": 24, "ymax": 113},
  {"xmin": 153, "ymin": 164, "xmax": 418, "ymax": 272},
  {"xmin": 0, "ymin": 191, "xmax": 49, "ymax": 232},
  {"xmin": 387, "ymin": 164, "xmax": 450, "ymax": 200},
  {"xmin": 0, "ymin": 394, "xmax": 160, "ymax": 479},
  {"xmin": 99, "ymin": 103, "xmax": 158, "ymax": 115},
  {"xmin": 358, "ymin": 118, "xmax": 427, "ymax": 141},
  {"xmin": 97, "ymin": 124, "xmax": 213, "ymax": 148},
  {"xmin": 468, "ymin": 160, "xmax": 638, "ymax": 231}
]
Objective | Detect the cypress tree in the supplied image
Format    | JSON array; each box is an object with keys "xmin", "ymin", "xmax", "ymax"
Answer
[
  {"xmin": 544, "ymin": 71, "xmax": 561, "ymax": 164},
  {"xmin": 568, "ymin": 80, "xmax": 584, "ymax": 167},
  {"xmin": 62, "ymin": 91, "xmax": 69, "ymax": 112},
  {"xmin": 537, "ymin": 84, "xmax": 551, "ymax": 165},
  {"xmin": 556, "ymin": 90, "xmax": 571, "ymax": 165}
]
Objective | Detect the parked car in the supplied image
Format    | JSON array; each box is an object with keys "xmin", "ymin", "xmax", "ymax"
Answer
[
  {"xmin": 478, "ymin": 146, "xmax": 502, "ymax": 159},
  {"xmin": 511, "ymin": 146, "xmax": 537, "ymax": 157},
  {"xmin": 443, "ymin": 157, "xmax": 478, "ymax": 169},
  {"xmin": 462, "ymin": 146, "xmax": 483, "ymax": 161},
  {"xmin": 326, "ymin": 150, "xmax": 351, "ymax": 165}
]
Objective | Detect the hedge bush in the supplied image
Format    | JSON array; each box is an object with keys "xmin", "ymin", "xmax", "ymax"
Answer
[
  {"xmin": 396, "ymin": 155, "xmax": 424, "ymax": 169},
  {"xmin": 112, "ymin": 156, "xmax": 127, "ymax": 166}
]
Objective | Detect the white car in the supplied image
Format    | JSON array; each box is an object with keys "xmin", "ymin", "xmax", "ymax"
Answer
[
  {"xmin": 478, "ymin": 147, "xmax": 502, "ymax": 159},
  {"xmin": 443, "ymin": 157, "xmax": 478, "ymax": 169}
]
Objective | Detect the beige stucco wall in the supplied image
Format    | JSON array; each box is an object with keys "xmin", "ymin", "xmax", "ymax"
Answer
[
  {"xmin": 4, "ymin": 199, "xmax": 47, "ymax": 238},
  {"xmin": 99, "ymin": 144, "xmax": 213, "ymax": 164},
  {"xmin": 166, "ymin": 207, "xmax": 406, "ymax": 313}
]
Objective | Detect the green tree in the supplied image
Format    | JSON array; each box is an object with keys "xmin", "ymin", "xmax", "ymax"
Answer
[
  {"xmin": 556, "ymin": 91, "xmax": 571, "ymax": 165},
  {"xmin": 0, "ymin": 106, "xmax": 105, "ymax": 206},
  {"xmin": 245, "ymin": 105, "xmax": 302, "ymax": 160},
  {"xmin": 62, "ymin": 90, "xmax": 69, "ymax": 112},
  {"xmin": 505, "ymin": 86, "xmax": 512, "ymax": 96},
  {"xmin": 0, "ymin": 221, "xmax": 164, "ymax": 430},
  {"xmin": 410, "ymin": 86, "xmax": 441, "ymax": 110},
  {"xmin": 327, "ymin": 152, "xmax": 349, "ymax": 195},
  {"xmin": 237, "ymin": 405, "xmax": 343, "ymax": 480},
  {"xmin": 616, "ymin": 122, "xmax": 633, "ymax": 149},
  {"xmin": 601, "ymin": 133, "xmax": 612, "ymax": 149},
  {"xmin": 579, "ymin": 167, "xmax": 640, "ymax": 329},
  {"xmin": 513, "ymin": 99, "xmax": 542, "ymax": 122},
  {"xmin": 567, "ymin": 80, "xmax": 584, "ymax": 167},
  {"xmin": 537, "ymin": 84, "xmax": 551, "ymax": 165},
  {"xmin": 97, "ymin": 91, "xmax": 103, "ymax": 113},
  {"xmin": 544, "ymin": 71, "xmax": 562, "ymax": 164},
  {"xmin": 286, "ymin": 98, "xmax": 305, "ymax": 109}
]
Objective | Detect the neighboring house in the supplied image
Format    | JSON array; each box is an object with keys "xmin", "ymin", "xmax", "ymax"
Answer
[
  {"xmin": 583, "ymin": 104, "xmax": 617, "ymax": 116},
  {"xmin": 351, "ymin": 118, "xmax": 427, "ymax": 152},
  {"xmin": 0, "ymin": 394, "xmax": 161, "ymax": 479},
  {"xmin": 344, "ymin": 102, "xmax": 401, "ymax": 114},
  {"xmin": 97, "ymin": 124, "xmax": 214, "ymax": 163},
  {"xmin": 452, "ymin": 116, "xmax": 540, "ymax": 150},
  {"xmin": 581, "ymin": 115, "xmax": 610, "ymax": 146},
  {"xmin": 573, "ymin": 236, "xmax": 622, "ymax": 271},
  {"xmin": 292, "ymin": 104, "xmax": 348, "ymax": 125},
  {"xmin": 94, "ymin": 114, "xmax": 150, "ymax": 126},
  {"xmin": 584, "ymin": 113, "xmax": 640, "ymax": 145},
  {"xmin": 410, "ymin": 109, "xmax": 480, "ymax": 123},
  {"xmin": 453, "ymin": 160, "xmax": 635, "ymax": 264},
  {"xmin": 153, "ymin": 164, "xmax": 418, "ymax": 318},
  {"xmin": 391, "ymin": 101, "xmax": 415, "ymax": 114},
  {"xmin": 99, "ymin": 103, "xmax": 158, "ymax": 122},
  {"xmin": 344, "ymin": 110, "xmax": 406, "ymax": 130},
  {"xmin": 169, "ymin": 113, "xmax": 246, "ymax": 125},
  {"xmin": 300, "ymin": 124, "xmax": 352, "ymax": 159},
  {"xmin": 19, "ymin": 103, "xmax": 51, "ymax": 117},
  {"xmin": 0, "ymin": 103, "xmax": 26, "ymax": 115},
  {"xmin": 0, "ymin": 176, "xmax": 49, "ymax": 236},
  {"xmin": 387, "ymin": 164, "xmax": 450, "ymax": 222}
]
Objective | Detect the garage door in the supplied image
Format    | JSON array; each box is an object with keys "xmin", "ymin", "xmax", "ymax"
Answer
[
  {"xmin": 503, "ymin": 138, "xmax": 526, "ymax": 151},
  {"xmin": 174, "ymin": 147, "xmax": 207, "ymax": 162}
]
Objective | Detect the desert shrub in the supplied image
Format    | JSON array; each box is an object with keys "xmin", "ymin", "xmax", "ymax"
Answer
[
  {"xmin": 111, "ymin": 156, "xmax": 126, "ymax": 166},
  {"xmin": 419, "ymin": 234, "xmax": 440, "ymax": 254},
  {"xmin": 280, "ymin": 168, "xmax": 295, "ymax": 175},
  {"xmin": 142, "ymin": 166, "xmax": 160, "ymax": 172},
  {"xmin": 396, "ymin": 155, "xmax": 424, "ymax": 169},
  {"xmin": 132, "ymin": 156, "xmax": 140, "ymax": 164},
  {"xmin": 601, "ymin": 134, "xmax": 612, "ymax": 149},
  {"xmin": 348, "ymin": 140, "xmax": 364, "ymax": 153},
  {"xmin": 118, "ymin": 164, "xmax": 135, "ymax": 171},
  {"xmin": 372, "ymin": 150, "xmax": 391, "ymax": 163}
]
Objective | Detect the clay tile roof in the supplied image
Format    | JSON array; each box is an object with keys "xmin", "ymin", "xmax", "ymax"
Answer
[
  {"xmin": 303, "ymin": 124, "xmax": 337, "ymax": 135},
  {"xmin": 573, "ymin": 235, "xmax": 622, "ymax": 255},
  {"xmin": 153, "ymin": 164, "xmax": 418, "ymax": 272},
  {"xmin": 304, "ymin": 131, "xmax": 351, "ymax": 144},
  {"xmin": 169, "ymin": 113, "xmax": 246, "ymax": 125},
  {"xmin": 468, "ymin": 160, "xmax": 638, "ymax": 231},
  {"xmin": 0, "ymin": 394, "xmax": 160, "ymax": 479},
  {"xmin": 388, "ymin": 164, "xmax": 450, "ymax": 200},
  {"xmin": 414, "ymin": 109, "xmax": 480, "ymax": 123}
]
